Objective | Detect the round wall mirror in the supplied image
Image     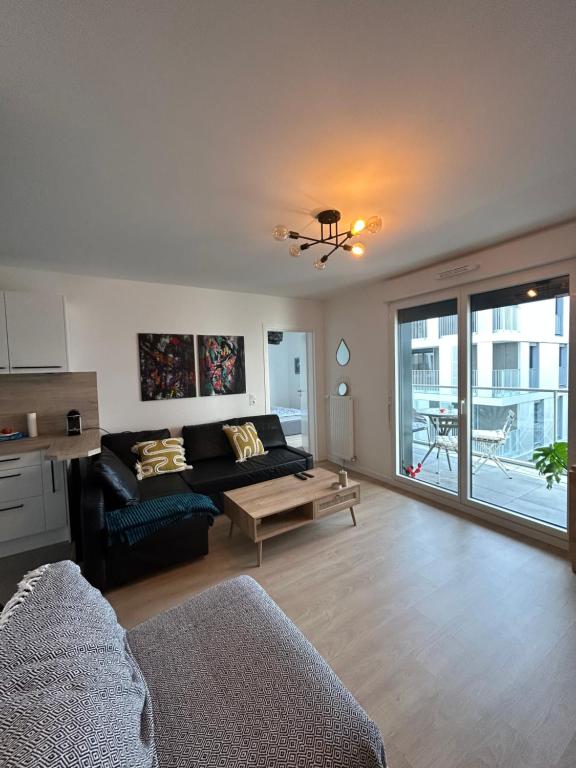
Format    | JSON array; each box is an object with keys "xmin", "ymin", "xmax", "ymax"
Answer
[
  {"xmin": 337, "ymin": 382, "xmax": 349, "ymax": 396},
  {"xmin": 336, "ymin": 338, "xmax": 350, "ymax": 366}
]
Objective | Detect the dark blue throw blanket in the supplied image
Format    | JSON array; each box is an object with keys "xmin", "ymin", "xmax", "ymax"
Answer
[{"xmin": 107, "ymin": 493, "xmax": 218, "ymax": 547}]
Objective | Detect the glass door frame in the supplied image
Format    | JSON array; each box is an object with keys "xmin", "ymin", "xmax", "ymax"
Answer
[
  {"xmin": 389, "ymin": 261, "xmax": 576, "ymax": 545},
  {"xmin": 391, "ymin": 285, "xmax": 462, "ymax": 503}
]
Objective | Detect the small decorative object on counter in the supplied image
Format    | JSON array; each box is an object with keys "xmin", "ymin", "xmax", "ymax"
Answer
[
  {"xmin": 338, "ymin": 468, "xmax": 348, "ymax": 488},
  {"xmin": 67, "ymin": 410, "xmax": 82, "ymax": 436},
  {"xmin": 27, "ymin": 412, "xmax": 38, "ymax": 438},
  {"xmin": 0, "ymin": 427, "xmax": 24, "ymax": 442}
]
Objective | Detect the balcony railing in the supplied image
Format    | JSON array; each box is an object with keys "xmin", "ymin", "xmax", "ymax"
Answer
[
  {"xmin": 409, "ymin": 383, "xmax": 568, "ymax": 468},
  {"xmin": 492, "ymin": 369, "xmax": 520, "ymax": 388},
  {"xmin": 411, "ymin": 320, "xmax": 427, "ymax": 339},
  {"xmin": 493, "ymin": 306, "xmax": 519, "ymax": 332},
  {"xmin": 412, "ymin": 370, "xmax": 439, "ymax": 387},
  {"xmin": 439, "ymin": 315, "xmax": 458, "ymax": 337}
]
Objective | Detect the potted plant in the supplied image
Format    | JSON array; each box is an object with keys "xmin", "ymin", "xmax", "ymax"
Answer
[{"xmin": 533, "ymin": 441, "xmax": 568, "ymax": 489}]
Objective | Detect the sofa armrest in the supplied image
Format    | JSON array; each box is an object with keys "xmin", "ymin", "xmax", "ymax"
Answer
[{"xmin": 283, "ymin": 445, "xmax": 314, "ymax": 470}]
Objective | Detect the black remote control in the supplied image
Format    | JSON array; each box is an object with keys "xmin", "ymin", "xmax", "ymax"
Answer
[
  {"xmin": 294, "ymin": 472, "xmax": 308, "ymax": 480},
  {"xmin": 301, "ymin": 472, "xmax": 314, "ymax": 478}
]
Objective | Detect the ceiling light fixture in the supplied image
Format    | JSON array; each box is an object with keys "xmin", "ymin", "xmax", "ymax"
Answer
[{"xmin": 273, "ymin": 209, "xmax": 382, "ymax": 269}]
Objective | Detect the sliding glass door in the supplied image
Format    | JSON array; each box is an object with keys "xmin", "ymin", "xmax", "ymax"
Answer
[
  {"xmin": 394, "ymin": 271, "xmax": 570, "ymax": 534},
  {"xmin": 396, "ymin": 298, "xmax": 459, "ymax": 495},
  {"xmin": 468, "ymin": 276, "xmax": 569, "ymax": 528}
]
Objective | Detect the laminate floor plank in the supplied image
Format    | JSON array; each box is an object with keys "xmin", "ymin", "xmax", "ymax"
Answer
[{"xmin": 106, "ymin": 465, "xmax": 576, "ymax": 768}]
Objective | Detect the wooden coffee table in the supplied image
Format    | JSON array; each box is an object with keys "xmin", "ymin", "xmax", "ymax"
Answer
[{"xmin": 223, "ymin": 467, "xmax": 360, "ymax": 566}]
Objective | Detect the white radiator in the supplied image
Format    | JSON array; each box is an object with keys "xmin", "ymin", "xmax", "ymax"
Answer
[{"xmin": 328, "ymin": 395, "xmax": 354, "ymax": 462}]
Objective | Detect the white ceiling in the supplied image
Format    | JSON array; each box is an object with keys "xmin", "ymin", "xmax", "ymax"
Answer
[{"xmin": 2, "ymin": 1, "xmax": 576, "ymax": 299}]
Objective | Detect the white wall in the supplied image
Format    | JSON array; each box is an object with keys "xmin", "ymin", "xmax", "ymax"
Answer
[
  {"xmin": 324, "ymin": 220, "xmax": 576, "ymax": 480},
  {"xmin": 325, "ymin": 281, "xmax": 391, "ymax": 478},
  {"xmin": 0, "ymin": 267, "xmax": 326, "ymax": 456}
]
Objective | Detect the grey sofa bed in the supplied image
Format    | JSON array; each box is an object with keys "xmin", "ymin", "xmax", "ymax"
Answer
[{"xmin": 0, "ymin": 561, "xmax": 386, "ymax": 768}]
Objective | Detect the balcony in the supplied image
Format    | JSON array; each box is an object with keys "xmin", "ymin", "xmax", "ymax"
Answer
[
  {"xmin": 408, "ymin": 383, "xmax": 568, "ymax": 528},
  {"xmin": 493, "ymin": 306, "xmax": 519, "ymax": 332},
  {"xmin": 492, "ymin": 369, "xmax": 520, "ymax": 388},
  {"xmin": 412, "ymin": 369, "xmax": 439, "ymax": 387}
]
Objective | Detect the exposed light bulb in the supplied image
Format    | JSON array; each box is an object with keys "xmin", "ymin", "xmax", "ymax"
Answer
[
  {"xmin": 314, "ymin": 259, "xmax": 327, "ymax": 270},
  {"xmin": 527, "ymin": 288, "xmax": 538, "ymax": 298},
  {"xmin": 350, "ymin": 218, "xmax": 366, "ymax": 235},
  {"xmin": 351, "ymin": 242, "xmax": 366, "ymax": 258},
  {"xmin": 273, "ymin": 225, "xmax": 289, "ymax": 241},
  {"xmin": 289, "ymin": 244, "xmax": 302, "ymax": 257},
  {"xmin": 365, "ymin": 215, "xmax": 382, "ymax": 234}
]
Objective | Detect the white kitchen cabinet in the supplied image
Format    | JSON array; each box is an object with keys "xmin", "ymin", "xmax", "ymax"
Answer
[
  {"xmin": 4, "ymin": 291, "xmax": 68, "ymax": 373},
  {"xmin": 42, "ymin": 459, "xmax": 68, "ymax": 531},
  {"xmin": 0, "ymin": 449, "xmax": 69, "ymax": 556},
  {"xmin": 0, "ymin": 294, "xmax": 9, "ymax": 374}
]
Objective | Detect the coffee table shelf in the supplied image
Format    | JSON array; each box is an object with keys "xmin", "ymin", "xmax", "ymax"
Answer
[{"xmin": 257, "ymin": 506, "xmax": 312, "ymax": 540}]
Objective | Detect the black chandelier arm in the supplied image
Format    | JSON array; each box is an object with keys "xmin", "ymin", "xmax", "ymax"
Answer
[
  {"xmin": 320, "ymin": 243, "xmax": 341, "ymax": 262},
  {"xmin": 295, "ymin": 231, "xmax": 353, "ymax": 247}
]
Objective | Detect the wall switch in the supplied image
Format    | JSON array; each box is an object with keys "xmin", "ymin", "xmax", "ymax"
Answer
[{"xmin": 249, "ymin": 393, "xmax": 256, "ymax": 407}]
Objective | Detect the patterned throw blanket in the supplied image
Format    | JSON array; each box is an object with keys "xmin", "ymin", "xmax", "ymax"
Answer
[{"xmin": 107, "ymin": 493, "xmax": 217, "ymax": 547}]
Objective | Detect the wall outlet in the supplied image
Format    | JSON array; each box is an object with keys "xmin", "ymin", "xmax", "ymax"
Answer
[{"xmin": 249, "ymin": 393, "xmax": 256, "ymax": 407}]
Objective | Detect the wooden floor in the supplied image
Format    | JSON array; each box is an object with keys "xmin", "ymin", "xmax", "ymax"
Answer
[{"xmin": 107, "ymin": 467, "xmax": 576, "ymax": 768}]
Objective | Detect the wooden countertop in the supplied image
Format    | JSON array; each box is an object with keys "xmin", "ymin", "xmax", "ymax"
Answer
[{"xmin": 0, "ymin": 429, "xmax": 101, "ymax": 461}]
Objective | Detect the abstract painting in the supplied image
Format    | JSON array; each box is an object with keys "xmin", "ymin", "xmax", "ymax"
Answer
[
  {"xmin": 138, "ymin": 334, "xmax": 196, "ymax": 400},
  {"xmin": 197, "ymin": 335, "xmax": 246, "ymax": 396}
]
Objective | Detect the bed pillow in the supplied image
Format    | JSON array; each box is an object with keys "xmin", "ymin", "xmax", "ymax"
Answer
[
  {"xmin": 222, "ymin": 422, "xmax": 267, "ymax": 462},
  {"xmin": 0, "ymin": 561, "xmax": 158, "ymax": 768},
  {"xmin": 132, "ymin": 437, "xmax": 191, "ymax": 480}
]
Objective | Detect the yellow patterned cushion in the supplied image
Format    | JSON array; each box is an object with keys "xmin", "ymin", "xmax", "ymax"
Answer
[
  {"xmin": 131, "ymin": 437, "xmax": 191, "ymax": 480},
  {"xmin": 222, "ymin": 422, "xmax": 267, "ymax": 463}
]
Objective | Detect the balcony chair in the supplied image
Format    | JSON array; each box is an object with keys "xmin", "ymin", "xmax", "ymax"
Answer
[
  {"xmin": 421, "ymin": 414, "xmax": 459, "ymax": 472},
  {"xmin": 472, "ymin": 410, "xmax": 516, "ymax": 478}
]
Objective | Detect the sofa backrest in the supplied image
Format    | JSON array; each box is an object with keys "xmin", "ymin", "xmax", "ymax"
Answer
[
  {"xmin": 102, "ymin": 428, "xmax": 170, "ymax": 471},
  {"xmin": 248, "ymin": 414, "xmax": 288, "ymax": 449},
  {"xmin": 182, "ymin": 414, "xmax": 287, "ymax": 463}
]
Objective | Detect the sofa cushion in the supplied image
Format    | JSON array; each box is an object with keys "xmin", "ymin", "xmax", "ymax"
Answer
[
  {"xmin": 132, "ymin": 437, "xmax": 191, "ymax": 480},
  {"xmin": 127, "ymin": 576, "xmax": 386, "ymax": 768},
  {"xmin": 222, "ymin": 421, "xmax": 267, "ymax": 462},
  {"xmin": 102, "ymin": 429, "xmax": 170, "ymax": 471},
  {"xmin": 138, "ymin": 472, "xmax": 191, "ymax": 502},
  {"xmin": 182, "ymin": 419, "xmax": 238, "ymax": 463},
  {"xmin": 0, "ymin": 561, "xmax": 158, "ymax": 768},
  {"xmin": 92, "ymin": 446, "xmax": 140, "ymax": 507},
  {"xmin": 181, "ymin": 447, "xmax": 307, "ymax": 496},
  {"xmin": 245, "ymin": 414, "xmax": 287, "ymax": 449}
]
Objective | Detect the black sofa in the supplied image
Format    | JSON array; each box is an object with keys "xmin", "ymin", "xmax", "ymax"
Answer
[{"xmin": 81, "ymin": 415, "xmax": 313, "ymax": 589}]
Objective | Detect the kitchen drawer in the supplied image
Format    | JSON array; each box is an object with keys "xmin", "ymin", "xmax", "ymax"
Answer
[
  {"xmin": 0, "ymin": 450, "xmax": 42, "ymax": 470},
  {"xmin": 0, "ymin": 464, "xmax": 42, "ymax": 502},
  {"xmin": 0, "ymin": 495, "xmax": 44, "ymax": 543},
  {"xmin": 314, "ymin": 486, "xmax": 360, "ymax": 519}
]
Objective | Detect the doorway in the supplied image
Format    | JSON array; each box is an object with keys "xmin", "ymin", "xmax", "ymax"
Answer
[{"xmin": 266, "ymin": 330, "xmax": 315, "ymax": 453}]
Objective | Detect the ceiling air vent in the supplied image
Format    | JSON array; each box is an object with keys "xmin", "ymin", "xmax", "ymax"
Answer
[{"xmin": 435, "ymin": 264, "xmax": 479, "ymax": 281}]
